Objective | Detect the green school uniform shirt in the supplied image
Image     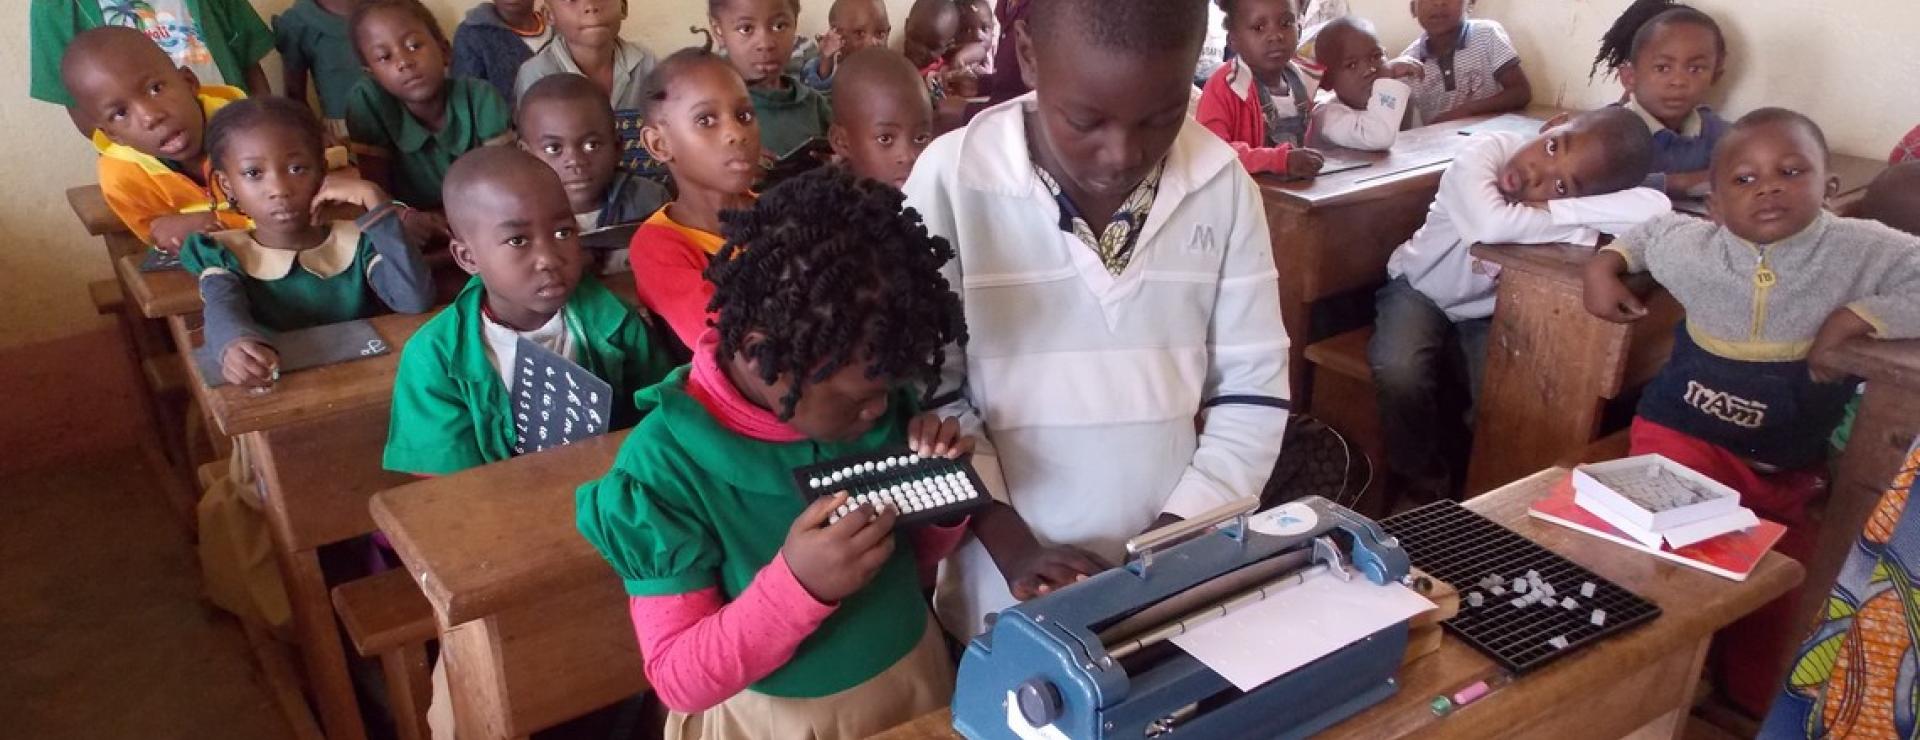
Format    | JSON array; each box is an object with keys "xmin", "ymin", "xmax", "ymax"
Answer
[
  {"xmin": 30, "ymin": 0, "xmax": 274, "ymax": 107},
  {"xmin": 574, "ymin": 367, "xmax": 928, "ymax": 698},
  {"xmin": 384, "ymin": 275, "xmax": 673, "ymax": 475},
  {"xmin": 178, "ymin": 222, "xmax": 383, "ymax": 332},
  {"xmin": 272, "ymin": 0, "xmax": 364, "ymax": 119},
  {"xmin": 345, "ymin": 76, "xmax": 511, "ymax": 208},
  {"xmin": 748, "ymin": 75, "xmax": 833, "ymax": 160}
]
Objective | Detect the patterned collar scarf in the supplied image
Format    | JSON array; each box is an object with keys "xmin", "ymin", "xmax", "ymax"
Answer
[{"xmin": 1033, "ymin": 160, "xmax": 1166, "ymax": 276}]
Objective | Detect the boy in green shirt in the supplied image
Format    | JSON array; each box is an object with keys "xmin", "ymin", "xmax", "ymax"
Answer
[
  {"xmin": 384, "ymin": 146, "xmax": 672, "ymax": 475},
  {"xmin": 31, "ymin": 0, "xmax": 274, "ymax": 135}
]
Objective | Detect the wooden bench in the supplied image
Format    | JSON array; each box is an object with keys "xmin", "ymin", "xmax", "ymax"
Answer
[
  {"xmin": 1302, "ymin": 327, "xmax": 1385, "ymax": 510},
  {"xmin": 332, "ymin": 569, "xmax": 437, "ymax": 740}
]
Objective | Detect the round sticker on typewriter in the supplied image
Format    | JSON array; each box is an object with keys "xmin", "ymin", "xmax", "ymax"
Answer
[{"xmin": 1249, "ymin": 502, "xmax": 1318, "ymax": 537}]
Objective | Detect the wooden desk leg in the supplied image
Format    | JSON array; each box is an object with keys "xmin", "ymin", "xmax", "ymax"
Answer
[
  {"xmin": 166, "ymin": 315, "xmax": 232, "ymax": 461},
  {"xmin": 384, "ymin": 641, "xmax": 432, "ymax": 740},
  {"xmin": 1465, "ymin": 270, "xmax": 1627, "ymax": 494},
  {"xmin": 280, "ymin": 548, "xmax": 371, "ymax": 740},
  {"xmin": 1621, "ymin": 638, "xmax": 1710, "ymax": 740},
  {"xmin": 444, "ymin": 620, "xmax": 515, "ymax": 740}
]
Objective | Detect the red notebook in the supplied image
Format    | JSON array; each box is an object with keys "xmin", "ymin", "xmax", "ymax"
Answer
[{"xmin": 1527, "ymin": 475, "xmax": 1785, "ymax": 581}]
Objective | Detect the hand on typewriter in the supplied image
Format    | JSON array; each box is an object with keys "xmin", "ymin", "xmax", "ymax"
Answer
[
  {"xmin": 784, "ymin": 492, "xmax": 900, "ymax": 603},
  {"xmin": 907, "ymin": 413, "xmax": 975, "ymax": 458},
  {"xmin": 1008, "ymin": 545, "xmax": 1107, "ymax": 600}
]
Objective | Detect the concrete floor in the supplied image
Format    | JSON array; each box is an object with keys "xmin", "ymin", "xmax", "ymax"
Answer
[{"xmin": 0, "ymin": 448, "xmax": 293, "ymax": 740}]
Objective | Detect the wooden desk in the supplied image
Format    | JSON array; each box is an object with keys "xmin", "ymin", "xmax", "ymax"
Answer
[
  {"xmin": 114, "ymin": 252, "xmax": 203, "ymax": 319},
  {"xmin": 873, "ymin": 467, "xmax": 1801, "ymax": 740},
  {"xmin": 1830, "ymin": 152, "xmax": 1887, "ymax": 202},
  {"xmin": 68, "ymin": 184, "xmax": 127, "ymax": 236},
  {"xmin": 203, "ymin": 313, "xmax": 432, "ymax": 740},
  {"xmin": 1260, "ymin": 110, "xmax": 1557, "ymax": 404},
  {"xmin": 1463, "ymin": 243, "xmax": 1682, "ymax": 495},
  {"xmin": 372, "ymin": 432, "xmax": 642, "ymax": 740}
]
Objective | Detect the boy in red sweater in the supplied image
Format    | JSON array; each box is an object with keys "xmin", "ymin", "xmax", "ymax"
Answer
[
  {"xmin": 1196, "ymin": 0, "xmax": 1324, "ymax": 178},
  {"xmin": 628, "ymin": 49, "xmax": 760, "ymax": 350}
]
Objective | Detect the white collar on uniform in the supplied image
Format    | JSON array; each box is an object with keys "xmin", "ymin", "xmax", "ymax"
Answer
[
  {"xmin": 210, "ymin": 220, "xmax": 363, "ymax": 280},
  {"xmin": 953, "ymin": 93, "xmax": 1238, "ymax": 207},
  {"xmin": 1626, "ymin": 98, "xmax": 1705, "ymax": 137}
]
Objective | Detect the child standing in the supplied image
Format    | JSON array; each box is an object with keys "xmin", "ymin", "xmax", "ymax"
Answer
[
  {"xmin": 453, "ymin": 0, "xmax": 553, "ymax": 103},
  {"xmin": 1310, "ymin": 17, "xmax": 1414, "ymax": 151},
  {"xmin": 179, "ymin": 97, "xmax": 435, "ymax": 389},
  {"xmin": 798, "ymin": 0, "xmax": 892, "ymax": 92},
  {"xmin": 516, "ymin": 73, "xmax": 670, "ymax": 273},
  {"xmin": 346, "ymin": 0, "xmax": 512, "ymax": 213},
  {"xmin": 1390, "ymin": 0, "xmax": 1530, "ymax": 125},
  {"xmin": 906, "ymin": 0, "xmax": 1289, "ymax": 637},
  {"xmin": 1197, "ymin": 0, "xmax": 1326, "ymax": 178},
  {"xmin": 1585, "ymin": 109, "xmax": 1920, "ymax": 715},
  {"xmin": 710, "ymin": 0, "xmax": 834, "ymax": 160},
  {"xmin": 576, "ymin": 168, "xmax": 972, "ymax": 739},
  {"xmin": 628, "ymin": 50, "xmax": 761, "ymax": 348},
  {"xmin": 60, "ymin": 27, "xmax": 252, "ymax": 249},
  {"xmin": 829, "ymin": 48, "xmax": 934, "ymax": 190},
  {"xmin": 385, "ymin": 146, "xmax": 671, "ymax": 475},
  {"xmin": 31, "ymin": 0, "xmax": 274, "ymax": 135},
  {"xmin": 1371, "ymin": 107, "xmax": 1667, "ymax": 505},
  {"xmin": 275, "ymin": 0, "xmax": 366, "ymax": 135},
  {"xmin": 1591, "ymin": 0, "xmax": 1729, "ymax": 198}
]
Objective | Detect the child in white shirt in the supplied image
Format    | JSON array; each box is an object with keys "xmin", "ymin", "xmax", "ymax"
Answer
[
  {"xmin": 905, "ymin": 0, "xmax": 1291, "ymax": 638},
  {"xmin": 1309, "ymin": 17, "xmax": 1412, "ymax": 151},
  {"xmin": 1370, "ymin": 107, "xmax": 1669, "ymax": 504}
]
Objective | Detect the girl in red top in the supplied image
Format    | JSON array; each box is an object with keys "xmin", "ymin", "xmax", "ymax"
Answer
[
  {"xmin": 629, "ymin": 49, "xmax": 761, "ymax": 349},
  {"xmin": 1196, "ymin": 0, "xmax": 1326, "ymax": 178}
]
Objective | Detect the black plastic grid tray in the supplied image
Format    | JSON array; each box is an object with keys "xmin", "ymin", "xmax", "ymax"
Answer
[{"xmin": 1380, "ymin": 500, "xmax": 1661, "ymax": 674}]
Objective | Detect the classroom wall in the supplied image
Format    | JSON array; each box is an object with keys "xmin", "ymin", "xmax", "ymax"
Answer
[
  {"xmin": 0, "ymin": 0, "xmax": 914, "ymax": 466},
  {"xmin": 1343, "ymin": 0, "xmax": 1920, "ymax": 160}
]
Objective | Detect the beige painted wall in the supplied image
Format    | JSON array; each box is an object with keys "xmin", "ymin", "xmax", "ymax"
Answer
[
  {"xmin": 0, "ymin": 0, "xmax": 913, "ymax": 351},
  {"xmin": 1345, "ymin": 0, "xmax": 1920, "ymax": 159}
]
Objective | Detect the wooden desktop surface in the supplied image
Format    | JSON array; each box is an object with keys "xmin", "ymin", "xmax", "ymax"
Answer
[{"xmin": 873, "ymin": 468, "xmax": 1801, "ymax": 740}]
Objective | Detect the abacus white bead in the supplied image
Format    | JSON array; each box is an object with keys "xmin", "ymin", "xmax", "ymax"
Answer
[
  {"xmin": 1580, "ymin": 582, "xmax": 1596, "ymax": 598},
  {"xmin": 1467, "ymin": 591, "xmax": 1484, "ymax": 608}
]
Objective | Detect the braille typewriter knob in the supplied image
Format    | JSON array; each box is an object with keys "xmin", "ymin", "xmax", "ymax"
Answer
[{"xmin": 1016, "ymin": 678, "xmax": 1063, "ymax": 727}]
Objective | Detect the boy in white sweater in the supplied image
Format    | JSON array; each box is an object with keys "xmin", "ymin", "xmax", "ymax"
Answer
[
  {"xmin": 1370, "ymin": 106, "xmax": 1670, "ymax": 504},
  {"xmin": 905, "ymin": 0, "xmax": 1292, "ymax": 638},
  {"xmin": 1309, "ymin": 16, "xmax": 1413, "ymax": 151}
]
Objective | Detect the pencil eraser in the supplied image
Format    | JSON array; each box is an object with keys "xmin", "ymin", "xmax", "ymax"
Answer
[{"xmin": 1451, "ymin": 681, "xmax": 1492, "ymax": 705}]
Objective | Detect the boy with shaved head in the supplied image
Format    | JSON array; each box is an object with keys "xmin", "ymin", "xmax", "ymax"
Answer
[
  {"xmin": 384, "ymin": 146, "xmax": 672, "ymax": 476},
  {"xmin": 830, "ymin": 48, "xmax": 935, "ymax": 189}
]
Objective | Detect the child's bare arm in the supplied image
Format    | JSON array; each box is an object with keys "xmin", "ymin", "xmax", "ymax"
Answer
[
  {"xmin": 281, "ymin": 59, "xmax": 310, "ymax": 112},
  {"xmin": 971, "ymin": 503, "xmax": 1107, "ymax": 600},
  {"xmin": 1583, "ymin": 250, "xmax": 1648, "ymax": 323},
  {"xmin": 1809, "ymin": 309, "xmax": 1875, "ymax": 383},
  {"xmin": 1435, "ymin": 63, "xmax": 1532, "ymax": 123},
  {"xmin": 147, "ymin": 213, "xmax": 225, "ymax": 253},
  {"xmin": 244, "ymin": 63, "xmax": 272, "ymax": 98}
]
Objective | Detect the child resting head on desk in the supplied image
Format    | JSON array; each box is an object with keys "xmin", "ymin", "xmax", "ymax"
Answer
[
  {"xmin": 1308, "ymin": 16, "xmax": 1414, "ymax": 152},
  {"xmin": 179, "ymin": 96, "xmax": 436, "ymax": 389},
  {"xmin": 1583, "ymin": 107, "xmax": 1920, "ymax": 717},
  {"xmin": 516, "ymin": 73, "xmax": 670, "ymax": 274},
  {"xmin": 828, "ymin": 48, "xmax": 935, "ymax": 190},
  {"xmin": 629, "ymin": 48, "xmax": 763, "ymax": 350},
  {"xmin": 576, "ymin": 168, "xmax": 974, "ymax": 739},
  {"xmin": 1371, "ymin": 106, "xmax": 1667, "ymax": 506},
  {"xmin": 383, "ymin": 146, "xmax": 674, "ymax": 476},
  {"xmin": 1195, "ymin": 0, "xmax": 1328, "ymax": 178},
  {"xmin": 1590, "ymin": 0, "xmax": 1730, "ymax": 199},
  {"xmin": 61, "ymin": 26, "xmax": 254, "ymax": 251}
]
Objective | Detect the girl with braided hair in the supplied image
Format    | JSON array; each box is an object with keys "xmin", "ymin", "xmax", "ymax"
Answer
[
  {"xmin": 578, "ymin": 167, "xmax": 978, "ymax": 739},
  {"xmin": 1591, "ymin": 0, "xmax": 1730, "ymax": 198}
]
